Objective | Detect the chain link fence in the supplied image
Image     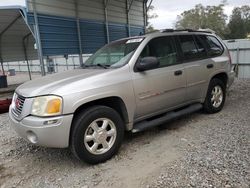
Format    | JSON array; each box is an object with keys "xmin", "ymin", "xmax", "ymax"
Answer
[{"xmin": 2, "ymin": 55, "xmax": 91, "ymax": 75}]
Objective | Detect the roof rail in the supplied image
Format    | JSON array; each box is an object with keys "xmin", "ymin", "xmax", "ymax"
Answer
[{"xmin": 160, "ymin": 28, "xmax": 214, "ymax": 34}]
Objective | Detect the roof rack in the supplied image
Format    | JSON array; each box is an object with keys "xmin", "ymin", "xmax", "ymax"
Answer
[{"xmin": 160, "ymin": 28, "xmax": 214, "ymax": 34}]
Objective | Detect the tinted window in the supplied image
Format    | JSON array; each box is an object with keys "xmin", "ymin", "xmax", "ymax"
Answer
[
  {"xmin": 140, "ymin": 37, "xmax": 179, "ymax": 67},
  {"xmin": 179, "ymin": 35, "xmax": 197, "ymax": 60},
  {"xmin": 198, "ymin": 35, "xmax": 224, "ymax": 57},
  {"xmin": 193, "ymin": 36, "xmax": 207, "ymax": 58}
]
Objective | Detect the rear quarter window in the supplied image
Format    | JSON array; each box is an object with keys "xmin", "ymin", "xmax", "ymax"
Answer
[{"xmin": 198, "ymin": 35, "xmax": 224, "ymax": 57}]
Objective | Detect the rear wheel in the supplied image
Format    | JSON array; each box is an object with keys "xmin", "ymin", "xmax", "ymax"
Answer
[
  {"xmin": 70, "ymin": 106, "xmax": 124, "ymax": 164},
  {"xmin": 203, "ymin": 78, "xmax": 226, "ymax": 113}
]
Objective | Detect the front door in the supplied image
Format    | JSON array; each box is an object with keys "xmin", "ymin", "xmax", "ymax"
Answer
[{"xmin": 132, "ymin": 36, "xmax": 187, "ymax": 121}]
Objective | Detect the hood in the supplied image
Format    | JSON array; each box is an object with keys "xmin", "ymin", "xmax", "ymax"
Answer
[{"xmin": 16, "ymin": 68, "xmax": 109, "ymax": 97}]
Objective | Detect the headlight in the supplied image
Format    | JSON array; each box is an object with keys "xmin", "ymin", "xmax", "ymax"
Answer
[{"xmin": 31, "ymin": 96, "xmax": 62, "ymax": 116}]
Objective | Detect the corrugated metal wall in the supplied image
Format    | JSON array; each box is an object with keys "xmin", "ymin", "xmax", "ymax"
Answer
[
  {"xmin": 26, "ymin": 0, "xmax": 145, "ymax": 26},
  {"xmin": 26, "ymin": 0, "xmax": 145, "ymax": 56},
  {"xmin": 224, "ymin": 39, "xmax": 250, "ymax": 79},
  {"xmin": 27, "ymin": 14, "xmax": 79, "ymax": 56}
]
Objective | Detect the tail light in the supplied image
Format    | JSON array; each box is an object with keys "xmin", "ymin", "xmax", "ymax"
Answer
[{"xmin": 225, "ymin": 46, "xmax": 232, "ymax": 66}]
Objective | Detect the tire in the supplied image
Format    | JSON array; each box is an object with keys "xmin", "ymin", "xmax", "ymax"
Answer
[
  {"xmin": 70, "ymin": 106, "xmax": 124, "ymax": 164},
  {"xmin": 203, "ymin": 78, "xmax": 226, "ymax": 113}
]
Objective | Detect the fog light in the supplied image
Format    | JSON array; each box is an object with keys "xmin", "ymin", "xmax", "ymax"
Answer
[
  {"xmin": 27, "ymin": 131, "xmax": 38, "ymax": 144},
  {"xmin": 43, "ymin": 119, "xmax": 58, "ymax": 125}
]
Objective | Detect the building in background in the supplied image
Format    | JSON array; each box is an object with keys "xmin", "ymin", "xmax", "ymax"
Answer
[{"xmin": 0, "ymin": 0, "xmax": 152, "ymax": 79}]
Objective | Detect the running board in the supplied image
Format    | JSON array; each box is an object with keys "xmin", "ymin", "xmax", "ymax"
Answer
[{"xmin": 132, "ymin": 103, "xmax": 202, "ymax": 133}]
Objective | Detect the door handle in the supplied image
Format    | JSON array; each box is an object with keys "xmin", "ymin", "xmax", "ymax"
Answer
[
  {"xmin": 207, "ymin": 64, "xmax": 214, "ymax": 69},
  {"xmin": 174, "ymin": 70, "xmax": 183, "ymax": 76}
]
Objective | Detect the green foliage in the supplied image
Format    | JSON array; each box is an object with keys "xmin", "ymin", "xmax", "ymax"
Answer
[
  {"xmin": 175, "ymin": 3, "xmax": 228, "ymax": 38},
  {"xmin": 227, "ymin": 5, "xmax": 250, "ymax": 39},
  {"xmin": 175, "ymin": 2, "xmax": 250, "ymax": 39}
]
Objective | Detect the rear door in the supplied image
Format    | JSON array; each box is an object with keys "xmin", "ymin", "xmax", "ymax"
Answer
[
  {"xmin": 132, "ymin": 36, "xmax": 187, "ymax": 120},
  {"xmin": 177, "ymin": 34, "xmax": 214, "ymax": 102},
  {"xmin": 178, "ymin": 34, "xmax": 225, "ymax": 102}
]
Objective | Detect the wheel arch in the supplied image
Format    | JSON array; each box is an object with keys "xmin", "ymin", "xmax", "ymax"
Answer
[
  {"xmin": 210, "ymin": 72, "xmax": 228, "ymax": 86},
  {"xmin": 202, "ymin": 71, "xmax": 229, "ymax": 102},
  {"xmin": 72, "ymin": 96, "xmax": 130, "ymax": 130}
]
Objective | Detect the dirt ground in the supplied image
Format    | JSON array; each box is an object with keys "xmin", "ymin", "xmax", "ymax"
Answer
[{"xmin": 0, "ymin": 79, "xmax": 249, "ymax": 188}]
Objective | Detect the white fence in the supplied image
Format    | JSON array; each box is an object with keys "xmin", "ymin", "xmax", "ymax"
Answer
[{"xmin": 224, "ymin": 39, "xmax": 250, "ymax": 79}]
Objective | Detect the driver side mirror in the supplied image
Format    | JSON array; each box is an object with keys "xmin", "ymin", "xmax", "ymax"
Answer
[{"xmin": 136, "ymin": 56, "xmax": 159, "ymax": 72}]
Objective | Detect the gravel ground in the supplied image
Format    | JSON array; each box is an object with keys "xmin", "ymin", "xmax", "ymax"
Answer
[
  {"xmin": 149, "ymin": 79, "xmax": 250, "ymax": 188},
  {"xmin": 0, "ymin": 79, "xmax": 249, "ymax": 188}
]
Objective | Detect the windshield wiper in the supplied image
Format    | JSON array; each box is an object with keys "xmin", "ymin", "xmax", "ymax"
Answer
[
  {"xmin": 81, "ymin": 64, "xmax": 110, "ymax": 69},
  {"xmin": 96, "ymin": 64, "xmax": 109, "ymax": 69}
]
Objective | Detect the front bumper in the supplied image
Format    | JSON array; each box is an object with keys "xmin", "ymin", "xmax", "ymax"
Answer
[{"xmin": 9, "ymin": 111, "xmax": 73, "ymax": 148}]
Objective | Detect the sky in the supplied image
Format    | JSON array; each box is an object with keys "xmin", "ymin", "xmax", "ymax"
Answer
[
  {"xmin": 0, "ymin": 0, "xmax": 249, "ymax": 29},
  {"xmin": 150, "ymin": 0, "xmax": 250, "ymax": 29}
]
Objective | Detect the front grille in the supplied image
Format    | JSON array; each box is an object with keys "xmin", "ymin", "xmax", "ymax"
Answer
[{"xmin": 12, "ymin": 94, "xmax": 25, "ymax": 117}]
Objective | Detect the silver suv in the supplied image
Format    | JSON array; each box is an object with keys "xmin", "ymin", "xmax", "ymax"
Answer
[{"xmin": 9, "ymin": 29, "xmax": 234, "ymax": 164}]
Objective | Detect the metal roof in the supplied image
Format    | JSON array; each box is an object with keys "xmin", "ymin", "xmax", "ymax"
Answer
[{"xmin": 0, "ymin": 6, "xmax": 37, "ymax": 62}]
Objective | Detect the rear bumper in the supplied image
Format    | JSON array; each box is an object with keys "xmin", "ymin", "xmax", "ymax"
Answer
[{"xmin": 9, "ymin": 111, "xmax": 73, "ymax": 148}]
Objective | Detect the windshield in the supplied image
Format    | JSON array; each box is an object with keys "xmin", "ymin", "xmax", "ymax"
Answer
[{"xmin": 83, "ymin": 37, "xmax": 144, "ymax": 69}]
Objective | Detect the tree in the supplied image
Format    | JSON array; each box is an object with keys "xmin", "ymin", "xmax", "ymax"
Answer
[
  {"xmin": 146, "ymin": 5, "xmax": 158, "ymax": 33},
  {"xmin": 175, "ymin": 3, "xmax": 228, "ymax": 38},
  {"xmin": 227, "ymin": 5, "xmax": 250, "ymax": 39}
]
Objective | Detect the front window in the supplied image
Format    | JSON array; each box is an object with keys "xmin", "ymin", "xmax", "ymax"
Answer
[
  {"xmin": 84, "ymin": 37, "xmax": 144, "ymax": 69},
  {"xmin": 140, "ymin": 36, "xmax": 179, "ymax": 68}
]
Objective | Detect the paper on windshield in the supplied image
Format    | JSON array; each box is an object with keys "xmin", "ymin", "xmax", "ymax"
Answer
[{"xmin": 126, "ymin": 38, "xmax": 144, "ymax": 44}]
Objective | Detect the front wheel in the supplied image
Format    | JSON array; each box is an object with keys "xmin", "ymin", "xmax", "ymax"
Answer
[
  {"xmin": 203, "ymin": 78, "xmax": 226, "ymax": 113},
  {"xmin": 70, "ymin": 106, "xmax": 124, "ymax": 164}
]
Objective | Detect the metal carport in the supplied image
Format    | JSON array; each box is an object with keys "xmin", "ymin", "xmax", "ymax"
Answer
[
  {"xmin": 0, "ymin": 6, "xmax": 37, "ymax": 80},
  {"xmin": 0, "ymin": 0, "xmax": 153, "ymax": 80}
]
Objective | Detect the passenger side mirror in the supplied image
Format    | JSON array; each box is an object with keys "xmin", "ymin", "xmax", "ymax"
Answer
[{"xmin": 136, "ymin": 57, "xmax": 159, "ymax": 71}]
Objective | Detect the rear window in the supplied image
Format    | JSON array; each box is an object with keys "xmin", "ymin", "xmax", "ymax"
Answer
[{"xmin": 198, "ymin": 35, "xmax": 224, "ymax": 57}]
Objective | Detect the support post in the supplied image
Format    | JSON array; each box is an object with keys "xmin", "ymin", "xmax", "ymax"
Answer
[
  {"xmin": 72, "ymin": 56, "xmax": 76, "ymax": 69},
  {"xmin": 0, "ymin": 37, "xmax": 5, "ymax": 75},
  {"xmin": 0, "ymin": 58, "xmax": 4, "ymax": 76},
  {"xmin": 74, "ymin": 0, "xmax": 84, "ymax": 67},
  {"xmin": 0, "ymin": 62, "xmax": 4, "ymax": 75},
  {"xmin": 236, "ymin": 46, "xmax": 240, "ymax": 78},
  {"xmin": 23, "ymin": 33, "xmax": 32, "ymax": 80},
  {"xmin": 104, "ymin": 0, "xmax": 110, "ymax": 43},
  {"xmin": 126, "ymin": 0, "xmax": 134, "ymax": 37},
  {"xmin": 32, "ymin": 0, "xmax": 46, "ymax": 76},
  {"xmin": 143, "ymin": 0, "xmax": 147, "ymax": 32}
]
